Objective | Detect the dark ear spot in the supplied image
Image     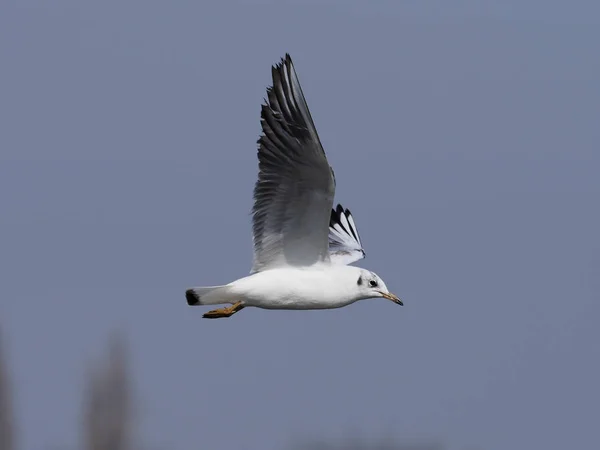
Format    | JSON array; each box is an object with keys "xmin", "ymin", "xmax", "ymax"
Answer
[{"xmin": 357, "ymin": 275, "xmax": 363, "ymax": 286}]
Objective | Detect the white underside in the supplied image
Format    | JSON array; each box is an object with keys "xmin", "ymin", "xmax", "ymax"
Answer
[{"xmin": 220, "ymin": 264, "xmax": 365, "ymax": 310}]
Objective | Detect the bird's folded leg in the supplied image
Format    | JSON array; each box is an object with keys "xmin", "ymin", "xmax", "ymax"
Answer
[{"xmin": 202, "ymin": 301, "xmax": 245, "ymax": 319}]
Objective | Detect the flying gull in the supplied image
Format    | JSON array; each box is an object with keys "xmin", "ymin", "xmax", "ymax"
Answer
[{"xmin": 186, "ymin": 54, "xmax": 402, "ymax": 318}]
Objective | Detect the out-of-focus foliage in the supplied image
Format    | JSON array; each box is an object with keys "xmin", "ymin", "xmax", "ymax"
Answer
[
  {"xmin": 0, "ymin": 324, "xmax": 448, "ymax": 450},
  {"xmin": 83, "ymin": 333, "xmax": 133, "ymax": 450},
  {"xmin": 0, "ymin": 326, "xmax": 15, "ymax": 450}
]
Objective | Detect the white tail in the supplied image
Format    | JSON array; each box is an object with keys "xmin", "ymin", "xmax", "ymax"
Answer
[{"xmin": 185, "ymin": 285, "xmax": 230, "ymax": 306}]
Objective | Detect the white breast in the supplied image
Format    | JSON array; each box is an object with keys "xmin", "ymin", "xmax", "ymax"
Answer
[{"xmin": 229, "ymin": 265, "xmax": 362, "ymax": 310}]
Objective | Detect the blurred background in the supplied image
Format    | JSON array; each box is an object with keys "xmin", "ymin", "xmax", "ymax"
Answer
[{"xmin": 1, "ymin": 1, "xmax": 599, "ymax": 449}]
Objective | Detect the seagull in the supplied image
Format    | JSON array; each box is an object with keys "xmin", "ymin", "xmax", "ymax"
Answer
[{"xmin": 186, "ymin": 54, "xmax": 402, "ymax": 319}]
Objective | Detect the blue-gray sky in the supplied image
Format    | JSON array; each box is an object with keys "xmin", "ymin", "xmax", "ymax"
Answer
[{"xmin": 1, "ymin": 1, "xmax": 599, "ymax": 449}]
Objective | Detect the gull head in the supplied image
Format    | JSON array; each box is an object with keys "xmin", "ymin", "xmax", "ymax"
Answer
[{"xmin": 356, "ymin": 270, "xmax": 403, "ymax": 306}]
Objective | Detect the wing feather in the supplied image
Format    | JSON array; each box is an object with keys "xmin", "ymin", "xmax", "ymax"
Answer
[
  {"xmin": 328, "ymin": 204, "xmax": 366, "ymax": 265},
  {"xmin": 251, "ymin": 54, "xmax": 336, "ymax": 273}
]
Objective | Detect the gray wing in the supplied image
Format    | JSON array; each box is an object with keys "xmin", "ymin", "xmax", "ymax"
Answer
[
  {"xmin": 251, "ymin": 54, "xmax": 336, "ymax": 273},
  {"xmin": 328, "ymin": 204, "xmax": 366, "ymax": 265}
]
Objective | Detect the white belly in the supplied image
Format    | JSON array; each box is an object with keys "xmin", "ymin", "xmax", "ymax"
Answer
[{"xmin": 228, "ymin": 266, "xmax": 361, "ymax": 310}]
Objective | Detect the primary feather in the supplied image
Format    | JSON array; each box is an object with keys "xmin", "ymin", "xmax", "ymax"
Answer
[
  {"xmin": 328, "ymin": 204, "xmax": 366, "ymax": 265},
  {"xmin": 251, "ymin": 54, "xmax": 336, "ymax": 273}
]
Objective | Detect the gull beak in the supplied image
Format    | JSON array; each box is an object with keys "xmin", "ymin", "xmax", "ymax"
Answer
[{"xmin": 379, "ymin": 291, "xmax": 403, "ymax": 306}]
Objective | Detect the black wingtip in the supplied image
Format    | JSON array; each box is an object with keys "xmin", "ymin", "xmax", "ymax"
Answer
[
  {"xmin": 273, "ymin": 53, "xmax": 293, "ymax": 72},
  {"xmin": 186, "ymin": 289, "xmax": 200, "ymax": 306},
  {"xmin": 330, "ymin": 204, "xmax": 343, "ymax": 227}
]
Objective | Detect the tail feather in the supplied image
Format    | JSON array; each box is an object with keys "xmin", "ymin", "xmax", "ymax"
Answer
[{"xmin": 185, "ymin": 285, "xmax": 229, "ymax": 306}]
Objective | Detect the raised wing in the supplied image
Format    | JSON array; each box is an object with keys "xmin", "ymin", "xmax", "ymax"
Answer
[
  {"xmin": 328, "ymin": 204, "xmax": 366, "ymax": 265},
  {"xmin": 251, "ymin": 54, "xmax": 336, "ymax": 273}
]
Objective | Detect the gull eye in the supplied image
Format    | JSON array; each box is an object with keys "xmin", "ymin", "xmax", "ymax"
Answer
[{"xmin": 369, "ymin": 280, "xmax": 377, "ymax": 288}]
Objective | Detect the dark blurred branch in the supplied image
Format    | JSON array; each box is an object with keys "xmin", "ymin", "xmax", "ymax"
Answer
[
  {"xmin": 83, "ymin": 333, "xmax": 133, "ymax": 450},
  {"xmin": 0, "ymin": 325, "xmax": 15, "ymax": 450}
]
